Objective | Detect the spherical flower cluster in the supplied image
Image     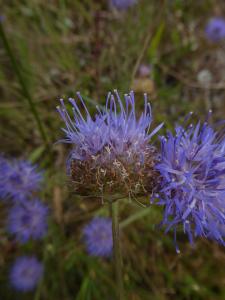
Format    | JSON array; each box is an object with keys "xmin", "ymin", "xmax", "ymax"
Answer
[
  {"xmin": 83, "ymin": 217, "xmax": 113, "ymax": 257},
  {"xmin": 110, "ymin": 0, "xmax": 137, "ymax": 10},
  {"xmin": 0, "ymin": 156, "xmax": 43, "ymax": 202},
  {"xmin": 156, "ymin": 119, "xmax": 225, "ymax": 250},
  {"xmin": 7, "ymin": 199, "xmax": 48, "ymax": 243},
  {"xmin": 57, "ymin": 91, "xmax": 163, "ymax": 197},
  {"xmin": 205, "ymin": 17, "xmax": 225, "ymax": 42},
  {"xmin": 10, "ymin": 256, "xmax": 43, "ymax": 292}
]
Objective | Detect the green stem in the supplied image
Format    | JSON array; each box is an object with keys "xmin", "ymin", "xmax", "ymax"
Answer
[
  {"xmin": 0, "ymin": 22, "xmax": 49, "ymax": 147},
  {"xmin": 109, "ymin": 200, "xmax": 124, "ymax": 300}
]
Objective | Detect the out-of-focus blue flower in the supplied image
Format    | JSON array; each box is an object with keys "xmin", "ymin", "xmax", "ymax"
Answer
[
  {"xmin": 156, "ymin": 118, "xmax": 225, "ymax": 251},
  {"xmin": 205, "ymin": 17, "xmax": 225, "ymax": 42},
  {"xmin": 7, "ymin": 199, "xmax": 48, "ymax": 243},
  {"xmin": 138, "ymin": 64, "xmax": 152, "ymax": 77},
  {"xmin": 110, "ymin": 0, "xmax": 137, "ymax": 10},
  {"xmin": 83, "ymin": 217, "xmax": 113, "ymax": 257},
  {"xmin": 0, "ymin": 156, "xmax": 43, "ymax": 202},
  {"xmin": 57, "ymin": 91, "xmax": 163, "ymax": 195},
  {"xmin": 10, "ymin": 256, "xmax": 43, "ymax": 292}
]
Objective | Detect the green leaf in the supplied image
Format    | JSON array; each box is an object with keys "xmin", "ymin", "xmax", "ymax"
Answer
[
  {"xmin": 76, "ymin": 277, "xmax": 92, "ymax": 300},
  {"xmin": 29, "ymin": 145, "xmax": 45, "ymax": 162},
  {"xmin": 148, "ymin": 22, "xmax": 165, "ymax": 61}
]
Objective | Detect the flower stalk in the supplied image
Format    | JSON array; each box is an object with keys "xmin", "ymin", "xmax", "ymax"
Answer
[
  {"xmin": 109, "ymin": 200, "xmax": 124, "ymax": 300},
  {"xmin": 0, "ymin": 22, "xmax": 49, "ymax": 148}
]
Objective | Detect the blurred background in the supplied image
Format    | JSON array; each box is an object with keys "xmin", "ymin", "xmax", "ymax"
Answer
[{"xmin": 0, "ymin": 0, "xmax": 225, "ymax": 299}]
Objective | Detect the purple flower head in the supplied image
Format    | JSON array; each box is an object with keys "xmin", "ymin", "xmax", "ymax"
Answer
[
  {"xmin": 156, "ymin": 116, "xmax": 225, "ymax": 251},
  {"xmin": 110, "ymin": 0, "xmax": 137, "ymax": 10},
  {"xmin": 83, "ymin": 217, "xmax": 113, "ymax": 257},
  {"xmin": 7, "ymin": 199, "xmax": 48, "ymax": 243},
  {"xmin": 0, "ymin": 156, "xmax": 43, "ymax": 202},
  {"xmin": 57, "ymin": 91, "xmax": 163, "ymax": 196},
  {"xmin": 10, "ymin": 256, "xmax": 43, "ymax": 292},
  {"xmin": 0, "ymin": 15, "xmax": 5, "ymax": 23},
  {"xmin": 138, "ymin": 64, "xmax": 152, "ymax": 78},
  {"xmin": 205, "ymin": 17, "xmax": 225, "ymax": 42}
]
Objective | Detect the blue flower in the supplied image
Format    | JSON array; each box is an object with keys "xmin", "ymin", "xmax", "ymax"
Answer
[
  {"xmin": 7, "ymin": 199, "xmax": 48, "ymax": 243},
  {"xmin": 0, "ymin": 156, "xmax": 43, "ymax": 202},
  {"xmin": 10, "ymin": 256, "xmax": 43, "ymax": 292},
  {"xmin": 57, "ymin": 91, "xmax": 163, "ymax": 196},
  {"xmin": 110, "ymin": 0, "xmax": 137, "ymax": 10},
  {"xmin": 138, "ymin": 64, "xmax": 152, "ymax": 78},
  {"xmin": 156, "ymin": 118, "xmax": 225, "ymax": 251},
  {"xmin": 83, "ymin": 217, "xmax": 113, "ymax": 257},
  {"xmin": 205, "ymin": 17, "xmax": 225, "ymax": 42}
]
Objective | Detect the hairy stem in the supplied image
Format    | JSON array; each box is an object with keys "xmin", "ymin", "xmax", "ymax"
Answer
[{"xmin": 109, "ymin": 200, "xmax": 124, "ymax": 300}]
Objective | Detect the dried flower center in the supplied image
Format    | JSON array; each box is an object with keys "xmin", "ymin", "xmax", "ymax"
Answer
[{"xmin": 70, "ymin": 145, "xmax": 160, "ymax": 197}]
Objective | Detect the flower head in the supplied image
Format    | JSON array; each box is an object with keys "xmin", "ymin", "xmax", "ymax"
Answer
[
  {"xmin": 0, "ymin": 156, "xmax": 43, "ymax": 201},
  {"xmin": 83, "ymin": 217, "xmax": 113, "ymax": 257},
  {"xmin": 205, "ymin": 17, "xmax": 225, "ymax": 42},
  {"xmin": 110, "ymin": 0, "xmax": 137, "ymax": 10},
  {"xmin": 7, "ymin": 199, "xmax": 48, "ymax": 243},
  {"xmin": 156, "ymin": 116, "xmax": 225, "ymax": 250},
  {"xmin": 57, "ymin": 91, "xmax": 163, "ymax": 197},
  {"xmin": 10, "ymin": 256, "xmax": 43, "ymax": 292},
  {"xmin": 138, "ymin": 64, "xmax": 152, "ymax": 78}
]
